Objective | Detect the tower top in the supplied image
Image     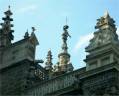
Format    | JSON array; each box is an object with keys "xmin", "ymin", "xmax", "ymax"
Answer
[
  {"xmin": 95, "ymin": 11, "xmax": 116, "ymax": 31},
  {"xmin": 0, "ymin": 6, "xmax": 14, "ymax": 47},
  {"xmin": 4, "ymin": 6, "xmax": 13, "ymax": 17},
  {"xmin": 45, "ymin": 49, "xmax": 53, "ymax": 71},
  {"xmin": 86, "ymin": 11, "xmax": 118, "ymax": 52},
  {"xmin": 85, "ymin": 11, "xmax": 119, "ymax": 71}
]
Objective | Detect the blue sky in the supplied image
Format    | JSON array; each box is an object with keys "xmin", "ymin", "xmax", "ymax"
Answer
[{"xmin": 0, "ymin": 0, "xmax": 119, "ymax": 69}]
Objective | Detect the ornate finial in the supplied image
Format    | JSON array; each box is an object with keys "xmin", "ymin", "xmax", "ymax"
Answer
[
  {"xmin": 31, "ymin": 27, "xmax": 36, "ymax": 32},
  {"xmin": 0, "ymin": 6, "xmax": 14, "ymax": 47},
  {"xmin": 4, "ymin": 5, "xmax": 12, "ymax": 16},
  {"xmin": 47, "ymin": 49, "xmax": 52, "ymax": 57},
  {"xmin": 45, "ymin": 49, "xmax": 53, "ymax": 71},
  {"xmin": 8, "ymin": 5, "xmax": 10, "ymax": 10},
  {"xmin": 3, "ymin": 7, "xmax": 13, "ymax": 34},
  {"xmin": 24, "ymin": 29, "xmax": 29, "ymax": 38}
]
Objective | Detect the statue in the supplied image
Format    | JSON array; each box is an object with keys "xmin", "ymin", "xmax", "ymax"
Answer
[{"xmin": 62, "ymin": 25, "xmax": 71, "ymax": 44}]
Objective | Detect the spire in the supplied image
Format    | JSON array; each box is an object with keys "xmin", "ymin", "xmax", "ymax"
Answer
[
  {"xmin": 45, "ymin": 49, "xmax": 53, "ymax": 71},
  {"xmin": 55, "ymin": 24, "xmax": 73, "ymax": 74},
  {"xmin": 0, "ymin": 6, "xmax": 14, "ymax": 47},
  {"xmin": 104, "ymin": 10, "xmax": 110, "ymax": 18}
]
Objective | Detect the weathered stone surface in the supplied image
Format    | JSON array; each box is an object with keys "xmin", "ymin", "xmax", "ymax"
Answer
[
  {"xmin": 0, "ymin": 60, "xmax": 30, "ymax": 95},
  {"xmin": 0, "ymin": 8, "xmax": 119, "ymax": 96}
]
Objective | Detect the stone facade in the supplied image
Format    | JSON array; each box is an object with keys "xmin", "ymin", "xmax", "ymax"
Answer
[
  {"xmin": 0, "ymin": 7, "xmax": 45, "ymax": 95},
  {"xmin": 0, "ymin": 60, "xmax": 30, "ymax": 95},
  {"xmin": 0, "ymin": 7, "xmax": 119, "ymax": 96},
  {"xmin": 21, "ymin": 62, "xmax": 119, "ymax": 96}
]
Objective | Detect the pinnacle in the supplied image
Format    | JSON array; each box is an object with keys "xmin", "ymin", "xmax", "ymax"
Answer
[
  {"xmin": 104, "ymin": 10, "xmax": 110, "ymax": 18},
  {"xmin": 8, "ymin": 5, "xmax": 11, "ymax": 10},
  {"xmin": 4, "ymin": 10, "xmax": 12, "ymax": 17},
  {"xmin": 48, "ymin": 49, "xmax": 52, "ymax": 55}
]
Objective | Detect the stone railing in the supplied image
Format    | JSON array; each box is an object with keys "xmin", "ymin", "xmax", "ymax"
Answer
[{"xmin": 22, "ymin": 68, "xmax": 85, "ymax": 96}]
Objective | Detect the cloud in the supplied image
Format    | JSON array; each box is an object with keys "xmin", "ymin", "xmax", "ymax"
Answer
[
  {"xmin": 16, "ymin": 4, "xmax": 38, "ymax": 14},
  {"xmin": 117, "ymin": 27, "xmax": 119, "ymax": 36},
  {"xmin": 73, "ymin": 33, "xmax": 93, "ymax": 53},
  {"xmin": 73, "ymin": 27, "xmax": 119, "ymax": 54}
]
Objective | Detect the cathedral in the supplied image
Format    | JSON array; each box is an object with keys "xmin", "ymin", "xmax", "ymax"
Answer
[{"xmin": 0, "ymin": 6, "xmax": 119, "ymax": 96}]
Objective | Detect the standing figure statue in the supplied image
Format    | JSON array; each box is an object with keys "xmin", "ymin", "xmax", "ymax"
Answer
[{"xmin": 62, "ymin": 25, "xmax": 71, "ymax": 44}]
